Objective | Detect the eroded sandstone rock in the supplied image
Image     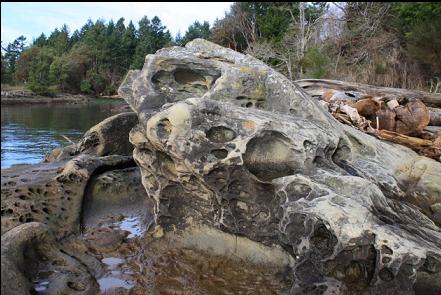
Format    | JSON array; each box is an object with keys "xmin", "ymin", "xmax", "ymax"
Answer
[
  {"xmin": 44, "ymin": 112, "xmax": 138, "ymax": 163},
  {"xmin": 77, "ymin": 112, "xmax": 138, "ymax": 156},
  {"xmin": 1, "ymin": 155, "xmax": 135, "ymax": 237},
  {"xmin": 1, "ymin": 39, "xmax": 440, "ymax": 295},
  {"xmin": 1, "ymin": 222, "xmax": 99, "ymax": 295},
  {"xmin": 119, "ymin": 39, "xmax": 441, "ymax": 294},
  {"xmin": 1, "ymin": 113, "xmax": 142, "ymax": 294}
]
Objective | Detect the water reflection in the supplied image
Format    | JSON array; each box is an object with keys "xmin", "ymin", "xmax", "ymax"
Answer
[
  {"xmin": 1, "ymin": 99, "xmax": 126, "ymax": 168},
  {"xmin": 119, "ymin": 216, "xmax": 145, "ymax": 238},
  {"xmin": 98, "ymin": 256, "xmax": 135, "ymax": 292},
  {"xmin": 97, "ymin": 276, "xmax": 135, "ymax": 292}
]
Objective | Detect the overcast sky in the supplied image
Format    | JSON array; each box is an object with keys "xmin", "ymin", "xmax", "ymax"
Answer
[{"xmin": 1, "ymin": 2, "xmax": 233, "ymax": 46}]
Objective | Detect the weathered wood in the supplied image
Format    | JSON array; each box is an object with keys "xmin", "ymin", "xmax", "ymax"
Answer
[
  {"xmin": 429, "ymin": 107, "xmax": 441, "ymax": 126},
  {"xmin": 296, "ymin": 79, "xmax": 441, "ymax": 107},
  {"xmin": 370, "ymin": 129, "xmax": 441, "ymax": 159}
]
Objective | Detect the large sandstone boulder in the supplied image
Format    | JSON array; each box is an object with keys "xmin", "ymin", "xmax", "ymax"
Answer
[
  {"xmin": 118, "ymin": 39, "xmax": 441, "ymax": 294},
  {"xmin": 1, "ymin": 39, "xmax": 440, "ymax": 295}
]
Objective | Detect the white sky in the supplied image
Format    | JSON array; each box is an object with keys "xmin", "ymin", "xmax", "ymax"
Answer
[{"xmin": 1, "ymin": 2, "xmax": 233, "ymax": 46}]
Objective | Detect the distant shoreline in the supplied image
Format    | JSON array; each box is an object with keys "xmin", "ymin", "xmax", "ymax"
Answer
[{"xmin": 1, "ymin": 90, "xmax": 123, "ymax": 105}]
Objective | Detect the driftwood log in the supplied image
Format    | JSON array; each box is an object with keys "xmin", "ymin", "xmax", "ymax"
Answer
[
  {"xmin": 296, "ymin": 79, "xmax": 441, "ymax": 159},
  {"xmin": 295, "ymin": 79, "xmax": 441, "ymax": 108},
  {"xmin": 429, "ymin": 107, "xmax": 441, "ymax": 126}
]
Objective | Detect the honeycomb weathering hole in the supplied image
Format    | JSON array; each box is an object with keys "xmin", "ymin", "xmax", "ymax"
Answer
[
  {"xmin": 206, "ymin": 126, "xmax": 237, "ymax": 143},
  {"xmin": 173, "ymin": 69, "xmax": 206, "ymax": 84},
  {"xmin": 211, "ymin": 149, "xmax": 228, "ymax": 159},
  {"xmin": 243, "ymin": 131, "xmax": 296, "ymax": 181},
  {"xmin": 157, "ymin": 119, "xmax": 172, "ymax": 139}
]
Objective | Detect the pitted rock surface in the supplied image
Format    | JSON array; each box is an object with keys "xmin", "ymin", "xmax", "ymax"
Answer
[
  {"xmin": 1, "ymin": 222, "xmax": 100, "ymax": 295},
  {"xmin": 119, "ymin": 39, "xmax": 441, "ymax": 294},
  {"xmin": 1, "ymin": 113, "xmax": 141, "ymax": 295},
  {"xmin": 1, "ymin": 155, "xmax": 135, "ymax": 237}
]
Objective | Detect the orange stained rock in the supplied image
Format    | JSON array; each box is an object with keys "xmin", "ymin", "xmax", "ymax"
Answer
[
  {"xmin": 321, "ymin": 89, "xmax": 336, "ymax": 102},
  {"xmin": 241, "ymin": 120, "xmax": 256, "ymax": 129}
]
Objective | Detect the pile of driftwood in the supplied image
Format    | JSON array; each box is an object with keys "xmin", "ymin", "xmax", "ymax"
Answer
[{"xmin": 296, "ymin": 79, "xmax": 441, "ymax": 160}]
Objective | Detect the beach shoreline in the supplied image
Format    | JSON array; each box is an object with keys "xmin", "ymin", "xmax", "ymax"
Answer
[{"xmin": 1, "ymin": 90, "xmax": 122, "ymax": 105}]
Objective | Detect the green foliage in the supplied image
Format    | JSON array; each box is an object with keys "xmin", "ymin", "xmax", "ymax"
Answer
[
  {"xmin": 179, "ymin": 21, "xmax": 211, "ymax": 46},
  {"xmin": 243, "ymin": 2, "xmax": 293, "ymax": 42},
  {"xmin": 80, "ymin": 79, "xmax": 92, "ymax": 94},
  {"xmin": 393, "ymin": 3, "xmax": 441, "ymax": 76},
  {"xmin": 302, "ymin": 47, "xmax": 330, "ymax": 79},
  {"xmin": 5, "ymin": 2, "xmax": 439, "ymax": 95},
  {"xmin": 29, "ymin": 83, "xmax": 56, "ymax": 97},
  {"xmin": 14, "ymin": 46, "xmax": 55, "ymax": 95},
  {"xmin": 15, "ymin": 47, "xmax": 40, "ymax": 82},
  {"xmin": 47, "ymin": 25, "xmax": 70, "ymax": 56},
  {"xmin": 374, "ymin": 62, "xmax": 387, "ymax": 75},
  {"xmin": 89, "ymin": 72, "xmax": 106, "ymax": 94},
  {"xmin": 33, "ymin": 33, "xmax": 47, "ymax": 47},
  {"xmin": 238, "ymin": 2, "xmax": 325, "ymax": 44},
  {"xmin": 27, "ymin": 47, "xmax": 55, "ymax": 96},
  {"xmin": 2, "ymin": 35, "xmax": 27, "ymax": 84},
  {"xmin": 9, "ymin": 15, "xmax": 173, "ymax": 95},
  {"xmin": 1, "ymin": 53, "xmax": 6, "ymax": 83},
  {"xmin": 131, "ymin": 16, "xmax": 172, "ymax": 69},
  {"xmin": 49, "ymin": 56, "xmax": 69, "ymax": 87},
  {"xmin": 393, "ymin": 3, "xmax": 441, "ymax": 32}
]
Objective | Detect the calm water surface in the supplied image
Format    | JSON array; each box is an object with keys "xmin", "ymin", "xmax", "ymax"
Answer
[{"xmin": 1, "ymin": 99, "xmax": 127, "ymax": 169}]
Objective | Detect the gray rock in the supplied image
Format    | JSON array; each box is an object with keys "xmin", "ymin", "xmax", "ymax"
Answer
[
  {"xmin": 1, "ymin": 222, "xmax": 99, "ymax": 295},
  {"xmin": 81, "ymin": 167, "xmax": 153, "ymax": 227},
  {"xmin": 1, "ymin": 155, "xmax": 142, "ymax": 295},
  {"xmin": 1, "ymin": 154, "xmax": 135, "ymax": 237},
  {"xmin": 77, "ymin": 112, "xmax": 138, "ymax": 156},
  {"xmin": 44, "ymin": 112, "xmax": 138, "ymax": 163},
  {"xmin": 119, "ymin": 39, "xmax": 441, "ymax": 294}
]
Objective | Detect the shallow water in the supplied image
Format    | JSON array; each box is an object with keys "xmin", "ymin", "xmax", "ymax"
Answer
[
  {"xmin": 97, "ymin": 276, "xmax": 135, "ymax": 292},
  {"xmin": 33, "ymin": 280, "xmax": 50, "ymax": 292},
  {"xmin": 99, "ymin": 257, "xmax": 135, "ymax": 292},
  {"xmin": 32, "ymin": 270, "xmax": 55, "ymax": 293},
  {"xmin": 1, "ymin": 99, "xmax": 126, "ymax": 169},
  {"xmin": 118, "ymin": 216, "xmax": 145, "ymax": 238},
  {"xmin": 102, "ymin": 257, "xmax": 125, "ymax": 269}
]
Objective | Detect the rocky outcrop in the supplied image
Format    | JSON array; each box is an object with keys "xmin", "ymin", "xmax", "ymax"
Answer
[
  {"xmin": 1, "ymin": 222, "xmax": 99, "ymax": 295},
  {"xmin": 119, "ymin": 39, "xmax": 441, "ymax": 294},
  {"xmin": 1, "ymin": 110, "xmax": 142, "ymax": 294},
  {"xmin": 77, "ymin": 112, "xmax": 138, "ymax": 157},
  {"xmin": 1, "ymin": 39, "xmax": 440, "ymax": 295},
  {"xmin": 81, "ymin": 167, "xmax": 152, "ymax": 227},
  {"xmin": 44, "ymin": 112, "xmax": 137, "ymax": 163},
  {"xmin": 1, "ymin": 89, "xmax": 35, "ymax": 98},
  {"xmin": 1, "ymin": 155, "xmax": 135, "ymax": 237}
]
